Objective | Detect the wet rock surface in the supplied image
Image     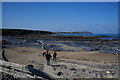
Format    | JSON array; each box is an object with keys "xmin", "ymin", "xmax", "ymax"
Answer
[{"xmin": 2, "ymin": 36, "xmax": 120, "ymax": 54}]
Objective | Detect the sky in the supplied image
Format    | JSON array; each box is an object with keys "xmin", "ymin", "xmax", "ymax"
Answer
[
  {"xmin": 1, "ymin": 0, "xmax": 120, "ymax": 2},
  {"xmin": 2, "ymin": 2, "xmax": 118, "ymax": 33}
]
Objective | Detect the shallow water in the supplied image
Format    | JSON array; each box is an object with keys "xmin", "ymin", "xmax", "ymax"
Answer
[
  {"xmin": 54, "ymin": 33, "xmax": 120, "ymax": 40},
  {"xmin": 55, "ymin": 33, "xmax": 119, "ymax": 37}
]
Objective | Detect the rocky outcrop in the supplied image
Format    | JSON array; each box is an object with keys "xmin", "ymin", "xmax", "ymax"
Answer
[{"xmin": 2, "ymin": 29, "xmax": 54, "ymax": 36}]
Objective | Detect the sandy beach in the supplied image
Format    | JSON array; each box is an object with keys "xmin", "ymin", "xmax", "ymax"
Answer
[
  {"xmin": 4, "ymin": 44, "xmax": 118, "ymax": 78},
  {"xmin": 2, "ymin": 32, "xmax": 119, "ymax": 78}
]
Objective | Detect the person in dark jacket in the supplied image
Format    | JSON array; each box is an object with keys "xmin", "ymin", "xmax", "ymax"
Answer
[
  {"xmin": 53, "ymin": 51, "xmax": 57, "ymax": 61},
  {"xmin": 45, "ymin": 52, "xmax": 52, "ymax": 65},
  {"xmin": 42, "ymin": 49, "xmax": 49, "ymax": 56}
]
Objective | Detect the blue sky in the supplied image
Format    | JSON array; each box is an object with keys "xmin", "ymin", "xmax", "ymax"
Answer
[{"xmin": 2, "ymin": 2, "xmax": 118, "ymax": 33}]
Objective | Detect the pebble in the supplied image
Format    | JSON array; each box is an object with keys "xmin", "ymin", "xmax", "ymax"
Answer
[
  {"xmin": 106, "ymin": 71, "xmax": 110, "ymax": 74},
  {"xmin": 57, "ymin": 71, "xmax": 63, "ymax": 76},
  {"xmin": 82, "ymin": 69, "xmax": 86, "ymax": 72},
  {"xmin": 70, "ymin": 68, "xmax": 76, "ymax": 71}
]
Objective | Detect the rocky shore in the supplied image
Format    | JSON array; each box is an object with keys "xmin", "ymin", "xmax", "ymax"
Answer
[
  {"xmin": 4, "ymin": 46, "xmax": 118, "ymax": 78},
  {"xmin": 2, "ymin": 34, "xmax": 120, "ymax": 55},
  {"xmin": 47, "ymin": 59, "xmax": 118, "ymax": 78},
  {"xmin": 2, "ymin": 35, "xmax": 119, "ymax": 79}
]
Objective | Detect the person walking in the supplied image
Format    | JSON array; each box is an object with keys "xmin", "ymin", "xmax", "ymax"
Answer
[
  {"xmin": 39, "ymin": 41, "xmax": 43, "ymax": 49},
  {"xmin": 45, "ymin": 52, "xmax": 52, "ymax": 65},
  {"xmin": 53, "ymin": 51, "xmax": 57, "ymax": 61},
  {"xmin": 42, "ymin": 49, "xmax": 49, "ymax": 56}
]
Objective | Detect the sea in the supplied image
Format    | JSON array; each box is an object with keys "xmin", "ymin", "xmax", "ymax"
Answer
[{"xmin": 55, "ymin": 33, "xmax": 120, "ymax": 40}]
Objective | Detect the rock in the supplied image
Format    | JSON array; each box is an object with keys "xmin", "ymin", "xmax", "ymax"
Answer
[
  {"xmin": 52, "ymin": 64, "xmax": 67, "ymax": 69},
  {"xmin": 82, "ymin": 69, "xmax": 86, "ymax": 72},
  {"xmin": 57, "ymin": 71, "xmax": 63, "ymax": 76},
  {"xmin": 106, "ymin": 71, "xmax": 110, "ymax": 74},
  {"xmin": 61, "ymin": 65, "xmax": 67, "ymax": 69},
  {"xmin": 99, "ymin": 73, "xmax": 103, "ymax": 77},
  {"xmin": 2, "ymin": 40, "xmax": 11, "ymax": 45},
  {"xmin": 90, "ymin": 49, "xmax": 94, "ymax": 51},
  {"xmin": 70, "ymin": 68, "xmax": 76, "ymax": 71},
  {"xmin": 22, "ymin": 50, "xmax": 27, "ymax": 52},
  {"xmin": 54, "ymin": 68, "xmax": 56, "ymax": 70},
  {"xmin": 26, "ymin": 64, "xmax": 34, "ymax": 68},
  {"xmin": 52, "ymin": 65, "xmax": 60, "ymax": 68}
]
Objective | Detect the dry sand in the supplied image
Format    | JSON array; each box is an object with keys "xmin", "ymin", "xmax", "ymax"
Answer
[
  {"xmin": 5, "ymin": 46, "xmax": 118, "ymax": 65},
  {"xmin": 4, "ymin": 45, "xmax": 118, "ymax": 78}
]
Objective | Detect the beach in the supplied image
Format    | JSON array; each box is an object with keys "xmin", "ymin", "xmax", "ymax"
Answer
[{"xmin": 3, "ymin": 36, "xmax": 119, "ymax": 78}]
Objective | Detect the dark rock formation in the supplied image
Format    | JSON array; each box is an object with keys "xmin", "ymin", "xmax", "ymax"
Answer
[
  {"xmin": 57, "ymin": 71, "xmax": 63, "ymax": 76},
  {"xmin": 2, "ymin": 29, "xmax": 54, "ymax": 36}
]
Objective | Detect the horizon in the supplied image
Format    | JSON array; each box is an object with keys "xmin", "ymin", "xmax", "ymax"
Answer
[{"xmin": 2, "ymin": 2, "xmax": 118, "ymax": 34}]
